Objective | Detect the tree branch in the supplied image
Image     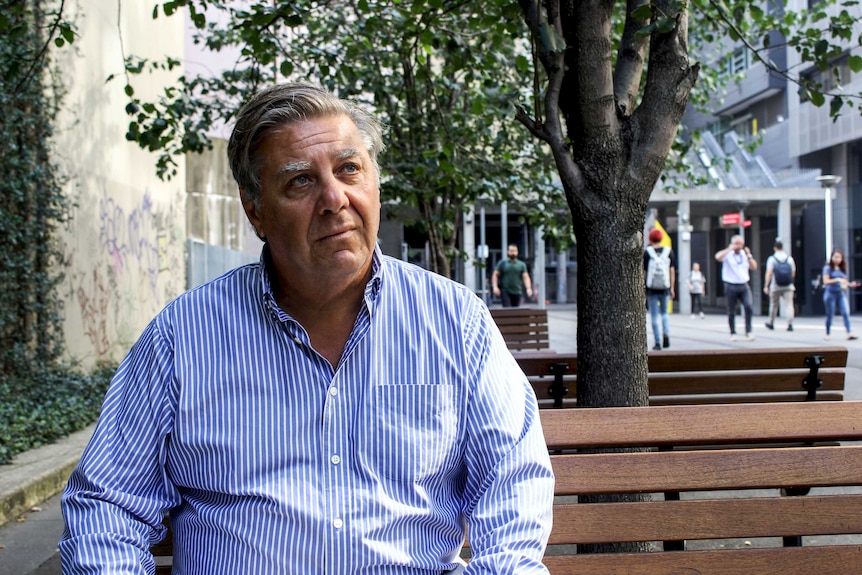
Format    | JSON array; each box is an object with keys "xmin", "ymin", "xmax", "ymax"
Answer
[
  {"xmin": 631, "ymin": 1, "xmax": 698, "ymax": 199},
  {"xmin": 614, "ymin": 0, "xmax": 651, "ymax": 115}
]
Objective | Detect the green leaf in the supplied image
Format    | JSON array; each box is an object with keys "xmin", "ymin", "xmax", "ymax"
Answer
[
  {"xmin": 60, "ymin": 24, "xmax": 75, "ymax": 44},
  {"xmin": 124, "ymin": 84, "xmax": 135, "ymax": 97},
  {"xmin": 849, "ymin": 55, "xmax": 862, "ymax": 73},
  {"xmin": 280, "ymin": 60, "xmax": 294, "ymax": 76},
  {"xmin": 631, "ymin": 4, "xmax": 654, "ymax": 21},
  {"xmin": 538, "ymin": 22, "xmax": 566, "ymax": 53},
  {"xmin": 656, "ymin": 16, "xmax": 677, "ymax": 34},
  {"xmin": 830, "ymin": 96, "xmax": 844, "ymax": 118},
  {"xmin": 810, "ymin": 90, "xmax": 826, "ymax": 107},
  {"xmin": 636, "ymin": 21, "xmax": 657, "ymax": 38}
]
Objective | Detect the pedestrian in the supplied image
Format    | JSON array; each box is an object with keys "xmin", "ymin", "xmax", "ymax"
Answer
[
  {"xmin": 59, "ymin": 83, "xmax": 554, "ymax": 574},
  {"xmin": 763, "ymin": 239, "xmax": 796, "ymax": 332},
  {"xmin": 687, "ymin": 261, "xmax": 706, "ymax": 319},
  {"xmin": 822, "ymin": 248, "xmax": 859, "ymax": 340},
  {"xmin": 715, "ymin": 234, "xmax": 757, "ymax": 341},
  {"xmin": 492, "ymin": 243, "xmax": 533, "ymax": 307},
  {"xmin": 644, "ymin": 228, "xmax": 676, "ymax": 350}
]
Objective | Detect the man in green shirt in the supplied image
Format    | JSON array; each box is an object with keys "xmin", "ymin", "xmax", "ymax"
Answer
[{"xmin": 492, "ymin": 244, "xmax": 533, "ymax": 307}]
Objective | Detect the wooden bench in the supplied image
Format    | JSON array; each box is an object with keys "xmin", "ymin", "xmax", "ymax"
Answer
[
  {"xmin": 489, "ymin": 307, "xmax": 551, "ymax": 351},
  {"xmin": 541, "ymin": 401, "xmax": 862, "ymax": 573},
  {"xmin": 515, "ymin": 346, "xmax": 848, "ymax": 407},
  {"xmin": 153, "ymin": 401, "xmax": 862, "ymax": 573}
]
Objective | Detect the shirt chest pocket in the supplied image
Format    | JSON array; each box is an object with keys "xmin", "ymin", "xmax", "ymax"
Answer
[{"xmin": 355, "ymin": 383, "xmax": 460, "ymax": 482}]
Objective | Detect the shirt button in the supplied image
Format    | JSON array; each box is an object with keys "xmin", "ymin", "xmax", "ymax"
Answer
[
  {"xmin": 331, "ymin": 454, "xmax": 341, "ymax": 465},
  {"xmin": 333, "ymin": 518, "xmax": 343, "ymax": 529},
  {"xmin": 292, "ymin": 336, "xmax": 302, "ymax": 345},
  {"xmin": 328, "ymin": 387, "xmax": 338, "ymax": 396}
]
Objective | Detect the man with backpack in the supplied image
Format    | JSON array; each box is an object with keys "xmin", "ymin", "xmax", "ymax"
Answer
[
  {"xmin": 644, "ymin": 228, "xmax": 676, "ymax": 351},
  {"xmin": 763, "ymin": 239, "xmax": 796, "ymax": 332}
]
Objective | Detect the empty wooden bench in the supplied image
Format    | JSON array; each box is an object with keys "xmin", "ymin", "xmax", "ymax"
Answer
[
  {"xmin": 541, "ymin": 401, "xmax": 862, "ymax": 574},
  {"xmin": 489, "ymin": 307, "xmax": 551, "ymax": 351},
  {"xmin": 516, "ymin": 346, "xmax": 847, "ymax": 407}
]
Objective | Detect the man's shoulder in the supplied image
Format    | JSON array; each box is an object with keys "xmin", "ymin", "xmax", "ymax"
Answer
[
  {"xmin": 381, "ymin": 255, "xmax": 473, "ymax": 294},
  {"xmin": 162, "ymin": 263, "xmax": 260, "ymax": 315}
]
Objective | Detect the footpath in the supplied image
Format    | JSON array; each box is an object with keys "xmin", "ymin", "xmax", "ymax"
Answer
[{"xmin": 1, "ymin": 308, "xmax": 859, "ymax": 574}]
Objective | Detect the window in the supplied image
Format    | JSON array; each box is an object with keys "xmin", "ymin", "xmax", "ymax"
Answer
[
  {"xmin": 800, "ymin": 54, "xmax": 852, "ymax": 102},
  {"xmin": 724, "ymin": 48, "xmax": 750, "ymax": 76}
]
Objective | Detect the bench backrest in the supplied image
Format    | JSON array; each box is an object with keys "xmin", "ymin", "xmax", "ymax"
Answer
[
  {"xmin": 516, "ymin": 346, "xmax": 848, "ymax": 406},
  {"xmin": 541, "ymin": 401, "xmax": 862, "ymax": 574},
  {"xmin": 490, "ymin": 308, "xmax": 550, "ymax": 351}
]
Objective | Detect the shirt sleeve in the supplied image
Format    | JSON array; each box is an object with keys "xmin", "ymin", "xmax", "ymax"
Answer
[
  {"xmin": 460, "ymin": 300, "xmax": 554, "ymax": 573},
  {"xmin": 59, "ymin": 318, "xmax": 180, "ymax": 574}
]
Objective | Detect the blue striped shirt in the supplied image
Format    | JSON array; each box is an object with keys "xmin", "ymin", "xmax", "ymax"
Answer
[{"xmin": 60, "ymin": 248, "xmax": 554, "ymax": 574}]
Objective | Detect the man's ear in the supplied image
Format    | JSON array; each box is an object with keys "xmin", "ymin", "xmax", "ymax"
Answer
[{"xmin": 241, "ymin": 192, "xmax": 265, "ymax": 241}]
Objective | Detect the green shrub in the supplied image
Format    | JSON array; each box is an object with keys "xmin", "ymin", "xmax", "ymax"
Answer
[{"xmin": 0, "ymin": 362, "xmax": 115, "ymax": 465}]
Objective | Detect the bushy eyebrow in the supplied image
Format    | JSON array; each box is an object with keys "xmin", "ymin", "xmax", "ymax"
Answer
[
  {"xmin": 335, "ymin": 148, "xmax": 361, "ymax": 162},
  {"xmin": 275, "ymin": 148, "xmax": 362, "ymax": 178},
  {"xmin": 277, "ymin": 161, "xmax": 312, "ymax": 177}
]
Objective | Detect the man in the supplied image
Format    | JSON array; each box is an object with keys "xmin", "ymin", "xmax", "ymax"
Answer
[
  {"xmin": 492, "ymin": 244, "xmax": 533, "ymax": 307},
  {"xmin": 763, "ymin": 239, "xmax": 796, "ymax": 332},
  {"xmin": 60, "ymin": 83, "xmax": 554, "ymax": 574},
  {"xmin": 715, "ymin": 234, "xmax": 758, "ymax": 341},
  {"xmin": 644, "ymin": 228, "xmax": 676, "ymax": 351}
]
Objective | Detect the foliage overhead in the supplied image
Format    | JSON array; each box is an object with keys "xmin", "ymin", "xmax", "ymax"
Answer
[
  {"xmin": 689, "ymin": 0, "xmax": 862, "ymax": 119},
  {"xmin": 120, "ymin": 0, "xmax": 563, "ymax": 277}
]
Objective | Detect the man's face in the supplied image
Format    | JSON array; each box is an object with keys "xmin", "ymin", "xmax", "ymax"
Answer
[
  {"xmin": 731, "ymin": 237, "xmax": 745, "ymax": 252},
  {"xmin": 244, "ymin": 114, "xmax": 381, "ymax": 287},
  {"xmin": 507, "ymin": 246, "xmax": 518, "ymax": 259}
]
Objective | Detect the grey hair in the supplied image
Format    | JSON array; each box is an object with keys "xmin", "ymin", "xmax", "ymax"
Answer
[{"xmin": 227, "ymin": 82, "xmax": 385, "ymax": 207}]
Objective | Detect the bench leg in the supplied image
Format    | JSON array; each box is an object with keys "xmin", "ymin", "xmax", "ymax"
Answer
[
  {"xmin": 661, "ymin": 489, "xmax": 685, "ymax": 551},
  {"xmin": 659, "ymin": 446, "xmax": 685, "ymax": 551}
]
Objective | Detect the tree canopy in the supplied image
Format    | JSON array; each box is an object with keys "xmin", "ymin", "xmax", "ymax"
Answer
[
  {"xmin": 118, "ymin": 0, "xmax": 862, "ymax": 408},
  {"xmin": 122, "ymin": 0, "xmax": 561, "ymax": 277}
]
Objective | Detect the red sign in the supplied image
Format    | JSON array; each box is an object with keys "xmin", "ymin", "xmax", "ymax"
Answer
[
  {"xmin": 721, "ymin": 213, "xmax": 740, "ymax": 226},
  {"xmin": 720, "ymin": 213, "xmax": 752, "ymax": 227}
]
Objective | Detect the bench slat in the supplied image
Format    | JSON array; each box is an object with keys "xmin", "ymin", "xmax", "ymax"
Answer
[
  {"xmin": 542, "ymin": 545, "xmax": 862, "ymax": 575},
  {"xmin": 646, "ymin": 346, "xmax": 848, "ymax": 373},
  {"xmin": 551, "ymin": 494, "xmax": 862, "ymax": 544},
  {"xmin": 530, "ymin": 369, "xmax": 846, "ymax": 393},
  {"xmin": 552, "ymin": 445, "xmax": 862, "ymax": 495},
  {"xmin": 541, "ymin": 402, "xmax": 862, "ymax": 449},
  {"xmin": 516, "ymin": 347, "xmax": 848, "ymax": 375},
  {"xmin": 531, "ymin": 377, "xmax": 845, "ymax": 404},
  {"xmin": 490, "ymin": 308, "xmax": 550, "ymax": 351},
  {"xmin": 649, "ymin": 391, "xmax": 844, "ymax": 405}
]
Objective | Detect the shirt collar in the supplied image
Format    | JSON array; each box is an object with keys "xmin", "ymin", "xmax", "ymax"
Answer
[{"xmin": 256, "ymin": 244, "xmax": 384, "ymax": 320}]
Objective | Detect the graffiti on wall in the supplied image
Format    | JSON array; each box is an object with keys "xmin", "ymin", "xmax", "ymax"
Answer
[
  {"xmin": 64, "ymin": 188, "xmax": 184, "ymax": 361},
  {"xmin": 99, "ymin": 191, "xmax": 161, "ymax": 302}
]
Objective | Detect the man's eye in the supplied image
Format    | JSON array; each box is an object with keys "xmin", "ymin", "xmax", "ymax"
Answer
[
  {"xmin": 291, "ymin": 174, "xmax": 310, "ymax": 186},
  {"xmin": 341, "ymin": 163, "xmax": 359, "ymax": 174}
]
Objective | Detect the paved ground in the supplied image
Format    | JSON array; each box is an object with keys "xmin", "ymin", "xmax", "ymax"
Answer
[{"xmin": 1, "ymin": 306, "xmax": 860, "ymax": 573}]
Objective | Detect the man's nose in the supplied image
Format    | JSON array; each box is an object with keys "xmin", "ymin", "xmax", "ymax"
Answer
[{"xmin": 318, "ymin": 175, "xmax": 349, "ymax": 214}]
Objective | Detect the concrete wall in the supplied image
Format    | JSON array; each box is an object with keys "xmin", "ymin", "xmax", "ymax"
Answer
[{"xmin": 52, "ymin": 0, "xmax": 187, "ymax": 365}]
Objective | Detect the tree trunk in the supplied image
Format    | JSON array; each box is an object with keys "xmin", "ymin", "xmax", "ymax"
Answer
[{"xmin": 574, "ymin": 207, "xmax": 650, "ymax": 408}]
